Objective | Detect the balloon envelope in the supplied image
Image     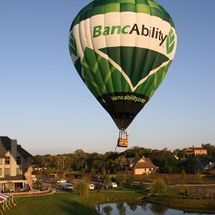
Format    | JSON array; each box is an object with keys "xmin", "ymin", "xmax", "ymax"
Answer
[{"xmin": 69, "ymin": 0, "xmax": 177, "ymax": 130}]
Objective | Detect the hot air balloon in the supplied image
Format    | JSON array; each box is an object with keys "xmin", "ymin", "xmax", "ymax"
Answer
[{"xmin": 69, "ymin": 0, "xmax": 177, "ymax": 148}]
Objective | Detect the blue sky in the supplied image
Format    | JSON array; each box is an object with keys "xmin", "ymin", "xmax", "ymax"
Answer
[{"xmin": 0, "ymin": 0, "xmax": 214, "ymax": 155}]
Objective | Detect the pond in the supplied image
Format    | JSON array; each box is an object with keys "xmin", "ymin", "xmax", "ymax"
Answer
[{"xmin": 97, "ymin": 202, "xmax": 212, "ymax": 215}]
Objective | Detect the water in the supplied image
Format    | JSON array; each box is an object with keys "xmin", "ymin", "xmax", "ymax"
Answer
[{"xmin": 97, "ymin": 202, "xmax": 213, "ymax": 215}]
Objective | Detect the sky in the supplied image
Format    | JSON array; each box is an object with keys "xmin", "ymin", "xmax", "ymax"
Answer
[{"xmin": 0, "ymin": 0, "xmax": 214, "ymax": 155}]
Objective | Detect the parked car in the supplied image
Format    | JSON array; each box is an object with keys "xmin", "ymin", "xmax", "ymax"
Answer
[
  {"xmin": 111, "ymin": 182, "xmax": 118, "ymax": 188},
  {"xmin": 57, "ymin": 179, "xmax": 67, "ymax": 184},
  {"xmin": 89, "ymin": 184, "xmax": 95, "ymax": 190},
  {"xmin": 62, "ymin": 183, "xmax": 74, "ymax": 191}
]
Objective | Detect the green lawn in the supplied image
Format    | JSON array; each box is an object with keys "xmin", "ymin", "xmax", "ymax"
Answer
[
  {"xmin": 146, "ymin": 196, "xmax": 215, "ymax": 213},
  {"xmin": 6, "ymin": 191, "xmax": 143, "ymax": 215}
]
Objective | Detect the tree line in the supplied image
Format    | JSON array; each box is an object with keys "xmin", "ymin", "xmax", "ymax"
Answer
[{"xmin": 33, "ymin": 143, "xmax": 215, "ymax": 176}]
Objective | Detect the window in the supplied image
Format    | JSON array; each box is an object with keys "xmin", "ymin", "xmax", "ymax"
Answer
[
  {"xmin": 17, "ymin": 156, "xmax": 21, "ymax": 165},
  {"xmin": 5, "ymin": 168, "xmax": 10, "ymax": 176},
  {"xmin": 5, "ymin": 157, "xmax": 10, "ymax": 165}
]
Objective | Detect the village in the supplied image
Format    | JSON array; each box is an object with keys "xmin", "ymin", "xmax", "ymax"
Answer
[{"xmin": 0, "ymin": 136, "xmax": 214, "ymax": 194}]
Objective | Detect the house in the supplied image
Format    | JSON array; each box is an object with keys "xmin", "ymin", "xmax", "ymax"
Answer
[
  {"xmin": 204, "ymin": 162, "xmax": 215, "ymax": 174},
  {"xmin": 204, "ymin": 162, "xmax": 215, "ymax": 170},
  {"xmin": 131, "ymin": 157, "xmax": 158, "ymax": 175},
  {"xmin": 184, "ymin": 146, "xmax": 208, "ymax": 156},
  {"xmin": 0, "ymin": 136, "xmax": 35, "ymax": 192}
]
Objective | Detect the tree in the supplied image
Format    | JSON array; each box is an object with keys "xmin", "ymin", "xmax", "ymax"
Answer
[
  {"xmin": 103, "ymin": 205, "xmax": 113, "ymax": 215},
  {"xmin": 150, "ymin": 178, "xmax": 167, "ymax": 195},
  {"xmin": 104, "ymin": 175, "xmax": 112, "ymax": 189},
  {"xmin": 75, "ymin": 179, "xmax": 89, "ymax": 196},
  {"xmin": 116, "ymin": 174, "xmax": 124, "ymax": 188},
  {"xmin": 6, "ymin": 181, "xmax": 14, "ymax": 192},
  {"xmin": 32, "ymin": 181, "xmax": 43, "ymax": 190},
  {"xmin": 181, "ymin": 169, "xmax": 187, "ymax": 185},
  {"xmin": 56, "ymin": 170, "xmax": 64, "ymax": 180},
  {"xmin": 127, "ymin": 202, "xmax": 137, "ymax": 212},
  {"xmin": 202, "ymin": 143, "xmax": 215, "ymax": 161},
  {"xmin": 101, "ymin": 166, "xmax": 107, "ymax": 176},
  {"xmin": 125, "ymin": 173, "xmax": 134, "ymax": 187},
  {"xmin": 116, "ymin": 203, "xmax": 126, "ymax": 215},
  {"xmin": 195, "ymin": 171, "xmax": 202, "ymax": 184}
]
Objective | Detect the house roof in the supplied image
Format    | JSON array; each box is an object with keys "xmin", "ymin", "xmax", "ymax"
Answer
[
  {"xmin": 0, "ymin": 136, "xmax": 11, "ymax": 158},
  {"xmin": 193, "ymin": 148, "xmax": 207, "ymax": 151},
  {"xmin": 17, "ymin": 145, "xmax": 32, "ymax": 159},
  {"xmin": 185, "ymin": 147, "xmax": 207, "ymax": 151},
  {"xmin": 0, "ymin": 136, "xmax": 32, "ymax": 159},
  {"xmin": 133, "ymin": 157, "xmax": 158, "ymax": 169},
  {"xmin": 0, "ymin": 175, "xmax": 26, "ymax": 181}
]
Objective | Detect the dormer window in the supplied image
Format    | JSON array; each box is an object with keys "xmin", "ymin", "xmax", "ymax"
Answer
[
  {"xmin": 5, "ymin": 157, "xmax": 10, "ymax": 165},
  {"xmin": 17, "ymin": 156, "xmax": 21, "ymax": 165}
]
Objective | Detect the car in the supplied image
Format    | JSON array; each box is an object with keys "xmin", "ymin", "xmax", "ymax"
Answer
[
  {"xmin": 89, "ymin": 184, "xmax": 95, "ymax": 190},
  {"xmin": 62, "ymin": 183, "xmax": 74, "ymax": 191},
  {"xmin": 57, "ymin": 179, "xmax": 67, "ymax": 184},
  {"xmin": 111, "ymin": 182, "xmax": 118, "ymax": 188}
]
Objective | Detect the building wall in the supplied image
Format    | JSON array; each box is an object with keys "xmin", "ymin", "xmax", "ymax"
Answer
[
  {"xmin": 10, "ymin": 139, "xmax": 17, "ymax": 176},
  {"xmin": 185, "ymin": 148, "xmax": 208, "ymax": 156},
  {"xmin": 0, "ymin": 139, "xmax": 28, "ymax": 178},
  {"xmin": 5, "ymin": 151, "xmax": 12, "ymax": 177},
  {"xmin": 134, "ymin": 168, "xmax": 154, "ymax": 175},
  {"xmin": 194, "ymin": 149, "xmax": 207, "ymax": 155},
  {"xmin": 0, "ymin": 158, "xmax": 4, "ymax": 178}
]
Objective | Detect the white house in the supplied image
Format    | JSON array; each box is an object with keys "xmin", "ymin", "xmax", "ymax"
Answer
[
  {"xmin": 131, "ymin": 157, "xmax": 158, "ymax": 175},
  {"xmin": 0, "ymin": 136, "xmax": 34, "ymax": 192}
]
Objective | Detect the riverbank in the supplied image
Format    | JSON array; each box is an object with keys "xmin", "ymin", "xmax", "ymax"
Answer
[
  {"xmin": 145, "ymin": 195, "xmax": 215, "ymax": 214},
  {"xmin": 5, "ymin": 189, "xmax": 215, "ymax": 215},
  {"xmin": 6, "ymin": 190, "xmax": 143, "ymax": 215}
]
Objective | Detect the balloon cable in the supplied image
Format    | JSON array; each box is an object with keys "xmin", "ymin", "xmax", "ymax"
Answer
[{"xmin": 114, "ymin": 145, "xmax": 118, "ymax": 151}]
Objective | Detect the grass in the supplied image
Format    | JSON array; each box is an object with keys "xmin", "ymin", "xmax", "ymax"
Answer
[
  {"xmin": 5, "ymin": 186, "xmax": 215, "ymax": 214},
  {"xmin": 6, "ymin": 190, "xmax": 143, "ymax": 215},
  {"xmin": 146, "ymin": 195, "xmax": 215, "ymax": 213}
]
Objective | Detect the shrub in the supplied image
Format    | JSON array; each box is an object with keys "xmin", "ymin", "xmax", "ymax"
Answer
[
  {"xmin": 75, "ymin": 179, "xmax": 89, "ymax": 196},
  {"xmin": 32, "ymin": 181, "xmax": 43, "ymax": 190},
  {"xmin": 150, "ymin": 178, "xmax": 167, "ymax": 195},
  {"xmin": 103, "ymin": 175, "xmax": 112, "ymax": 189},
  {"xmin": 195, "ymin": 171, "xmax": 202, "ymax": 184},
  {"xmin": 125, "ymin": 173, "xmax": 134, "ymax": 187},
  {"xmin": 116, "ymin": 174, "xmax": 124, "ymax": 188}
]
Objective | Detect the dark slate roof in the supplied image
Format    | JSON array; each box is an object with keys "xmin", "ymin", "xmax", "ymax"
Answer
[
  {"xmin": 0, "ymin": 136, "xmax": 32, "ymax": 159},
  {"xmin": 134, "ymin": 157, "xmax": 158, "ymax": 169},
  {"xmin": 0, "ymin": 136, "xmax": 11, "ymax": 158},
  {"xmin": 17, "ymin": 145, "xmax": 32, "ymax": 159}
]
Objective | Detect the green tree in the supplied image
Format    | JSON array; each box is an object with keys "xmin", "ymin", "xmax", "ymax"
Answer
[
  {"xmin": 6, "ymin": 181, "xmax": 14, "ymax": 192},
  {"xmin": 32, "ymin": 181, "xmax": 43, "ymax": 190},
  {"xmin": 150, "ymin": 178, "xmax": 167, "ymax": 195},
  {"xmin": 104, "ymin": 175, "xmax": 112, "ymax": 189},
  {"xmin": 116, "ymin": 174, "xmax": 124, "ymax": 188},
  {"xmin": 195, "ymin": 171, "xmax": 202, "ymax": 184},
  {"xmin": 181, "ymin": 170, "xmax": 187, "ymax": 185},
  {"xmin": 125, "ymin": 173, "xmax": 134, "ymax": 188},
  {"xmin": 56, "ymin": 170, "xmax": 64, "ymax": 180},
  {"xmin": 75, "ymin": 179, "xmax": 89, "ymax": 196},
  {"xmin": 116, "ymin": 203, "xmax": 126, "ymax": 215},
  {"xmin": 101, "ymin": 166, "xmax": 107, "ymax": 176},
  {"xmin": 103, "ymin": 205, "xmax": 113, "ymax": 215}
]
